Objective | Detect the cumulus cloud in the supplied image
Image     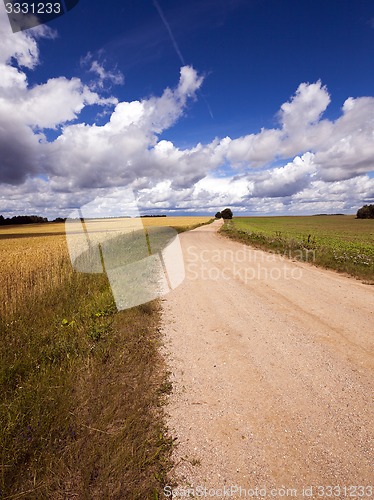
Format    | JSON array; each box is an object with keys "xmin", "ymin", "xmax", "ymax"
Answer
[
  {"xmin": 223, "ymin": 81, "xmax": 374, "ymax": 184},
  {"xmin": 0, "ymin": 5, "xmax": 373, "ymax": 217},
  {"xmin": 0, "ymin": 9, "xmax": 56, "ymax": 94},
  {"xmin": 0, "ymin": 8, "xmax": 118, "ymax": 183},
  {"xmin": 250, "ymin": 153, "xmax": 316, "ymax": 198},
  {"xmin": 223, "ymin": 81, "xmax": 334, "ymax": 168},
  {"xmin": 0, "ymin": 115, "xmax": 42, "ymax": 184},
  {"xmin": 0, "ymin": 11, "xmax": 51, "ymax": 183},
  {"xmin": 44, "ymin": 66, "xmax": 205, "ymax": 190},
  {"xmin": 225, "ymin": 129, "xmax": 283, "ymax": 167},
  {"xmin": 0, "ymin": 9, "xmax": 55, "ymax": 69},
  {"xmin": 13, "ymin": 78, "xmax": 116, "ymax": 129},
  {"xmin": 314, "ymin": 96, "xmax": 374, "ymax": 181},
  {"xmin": 280, "ymin": 81, "xmax": 330, "ymax": 133}
]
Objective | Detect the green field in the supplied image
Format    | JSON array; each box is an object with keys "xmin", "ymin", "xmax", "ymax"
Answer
[{"xmin": 220, "ymin": 215, "xmax": 374, "ymax": 282}]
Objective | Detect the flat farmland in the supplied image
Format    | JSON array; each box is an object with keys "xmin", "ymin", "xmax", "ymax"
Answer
[
  {"xmin": 143, "ymin": 216, "xmax": 212, "ymax": 227},
  {"xmin": 0, "ymin": 215, "xmax": 211, "ymax": 236},
  {"xmin": 0, "ymin": 218, "xmax": 198, "ymax": 498},
  {"xmin": 0, "ymin": 215, "xmax": 212, "ymax": 497},
  {"xmin": 2, "ymin": 216, "xmax": 373, "ymax": 496},
  {"xmin": 221, "ymin": 215, "xmax": 374, "ymax": 281},
  {"xmin": 0, "ymin": 217, "xmax": 211, "ymax": 317}
]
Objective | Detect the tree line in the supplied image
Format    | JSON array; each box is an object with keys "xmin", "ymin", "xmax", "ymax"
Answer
[
  {"xmin": 0, "ymin": 215, "xmax": 48, "ymax": 225},
  {"xmin": 0, "ymin": 215, "xmax": 67, "ymax": 225}
]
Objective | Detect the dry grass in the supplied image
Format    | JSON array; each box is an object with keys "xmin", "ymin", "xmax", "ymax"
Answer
[
  {"xmin": 0, "ymin": 221, "xmax": 178, "ymax": 498},
  {"xmin": 65, "ymin": 216, "xmax": 212, "ymax": 237},
  {"xmin": 0, "ymin": 233, "xmax": 69, "ymax": 319},
  {"xmin": 142, "ymin": 216, "xmax": 212, "ymax": 228}
]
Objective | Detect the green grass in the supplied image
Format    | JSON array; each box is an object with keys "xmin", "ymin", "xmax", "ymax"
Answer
[{"xmin": 220, "ymin": 216, "xmax": 374, "ymax": 282}]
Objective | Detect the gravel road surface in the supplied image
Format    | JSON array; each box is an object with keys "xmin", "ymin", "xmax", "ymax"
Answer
[{"xmin": 162, "ymin": 220, "xmax": 374, "ymax": 497}]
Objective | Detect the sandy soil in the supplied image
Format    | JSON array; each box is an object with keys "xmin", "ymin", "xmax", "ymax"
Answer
[{"xmin": 161, "ymin": 220, "xmax": 374, "ymax": 497}]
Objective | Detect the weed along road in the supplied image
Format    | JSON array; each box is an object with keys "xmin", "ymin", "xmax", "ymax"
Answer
[{"xmin": 162, "ymin": 220, "xmax": 374, "ymax": 495}]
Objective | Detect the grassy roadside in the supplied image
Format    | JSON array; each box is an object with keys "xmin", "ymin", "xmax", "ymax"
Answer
[
  {"xmin": 170, "ymin": 218, "xmax": 215, "ymax": 234},
  {"xmin": 219, "ymin": 217, "xmax": 374, "ymax": 283},
  {"xmin": 0, "ymin": 229, "xmax": 174, "ymax": 499}
]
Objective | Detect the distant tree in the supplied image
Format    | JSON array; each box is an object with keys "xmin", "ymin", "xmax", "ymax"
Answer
[
  {"xmin": 357, "ymin": 204, "xmax": 374, "ymax": 219},
  {"xmin": 215, "ymin": 212, "xmax": 222, "ymax": 219},
  {"xmin": 53, "ymin": 217, "xmax": 67, "ymax": 223},
  {"xmin": 220, "ymin": 208, "xmax": 233, "ymax": 219}
]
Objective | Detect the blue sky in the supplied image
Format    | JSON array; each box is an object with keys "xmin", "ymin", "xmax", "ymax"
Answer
[{"xmin": 0, "ymin": 0, "xmax": 373, "ymax": 217}]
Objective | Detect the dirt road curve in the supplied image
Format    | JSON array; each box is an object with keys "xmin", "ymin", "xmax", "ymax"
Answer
[{"xmin": 162, "ymin": 220, "xmax": 374, "ymax": 495}]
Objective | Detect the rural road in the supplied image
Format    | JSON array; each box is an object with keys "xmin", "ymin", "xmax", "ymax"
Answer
[{"xmin": 162, "ymin": 220, "xmax": 374, "ymax": 497}]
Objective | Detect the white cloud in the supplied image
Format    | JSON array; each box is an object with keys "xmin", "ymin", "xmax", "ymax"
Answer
[
  {"xmin": 280, "ymin": 81, "xmax": 330, "ymax": 133},
  {"xmin": 223, "ymin": 81, "xmax": 374, "ymax": 184},
  {"xmin": 0, "ymin": 19, "xmax": 117, "ymax": 131},
  {"xmin": 291, "ymin": 176, "xmax": 374, "ymax": 213},
  {"xmin": 250, "ymin": 153, "xmax": 316, "ymax": 198},
  {"xmin": 0, "ymin": 8, "xmax": 118, "ymax": 183},
  {"xmin": 0, "ymin": 9, "xmax": 55, "ymax": 69},
  {"xmin": 43, "ymin": 66, "xmax": 205, "ymax": 190},
  {"xmin": 19, "ymin": 78, "xmax": 117, "ymax": 129},
  {"xmin": 177, "ymin": 65, "xmax": 204, "ymax": 97},
  {"xmin": 0, "ymin": 6, "xmax": 373, "ymax": 217},
  {"xmin": 314, "ymin": 96, "xmax": 374, "ymax": 180},
  {"xmin": 224, "ymin": 82, "xmax": 334, "ymax": 168},
  {"xmin": 81, "ymin": 52, "xmax": 125, "ymax": 90},
  {"xmin": 225, "ymin": 129, "xmax": 283, "ymax": 167},
  {"xmin": 0, "ymin": 9, "xmax": 56, "ymax": 93},
  {"xmin": 89, "ymin": 61, "xmax": 124, "ymax": 87}
]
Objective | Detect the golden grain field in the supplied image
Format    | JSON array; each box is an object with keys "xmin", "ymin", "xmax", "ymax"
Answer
[
  {"xmin": 0, "ymin": 217, "xmax": 211, "ymax": 320},
  {"xmin": 0, "ymin": 216, "xmax": 211, "ymax": 497},
  {"xmin": 143, "ymin": 216, "xmax": 211, "ymax": 226},
  {"xmin": 0, "ymin": 232, "xmax": 70, "ymax": 320}
]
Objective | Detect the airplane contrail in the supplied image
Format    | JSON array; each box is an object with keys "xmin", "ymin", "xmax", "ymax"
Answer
[
  {"xmin": 153, "ymin": 0, "xmax": 186, "ymax": 66},
  {"xmin": 152, "ymin": 0, "xmax": 214, "ymax": 119}
]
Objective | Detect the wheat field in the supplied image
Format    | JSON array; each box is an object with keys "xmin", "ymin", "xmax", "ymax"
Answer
[
  {"xmin": 0, "ymin": 216, "xmax": 211, "ymax": 497},
  {"xmin": 0, "ymin": 216, "xmax": 211, "ymax": 320}
]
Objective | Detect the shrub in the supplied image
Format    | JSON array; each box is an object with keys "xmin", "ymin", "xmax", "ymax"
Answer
[
  {"xmin": 357, "ymin": 204, "xmax": 374, "ymax": 219},
  {"xmin": 221, "ymin": 208, "xmax": 233, "ymax": 219}
]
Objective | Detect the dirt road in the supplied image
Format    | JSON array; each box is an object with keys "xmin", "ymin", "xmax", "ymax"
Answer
[{"xmin": 162, "ymin": 220, "xmax": 374, "ymax": 496}]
